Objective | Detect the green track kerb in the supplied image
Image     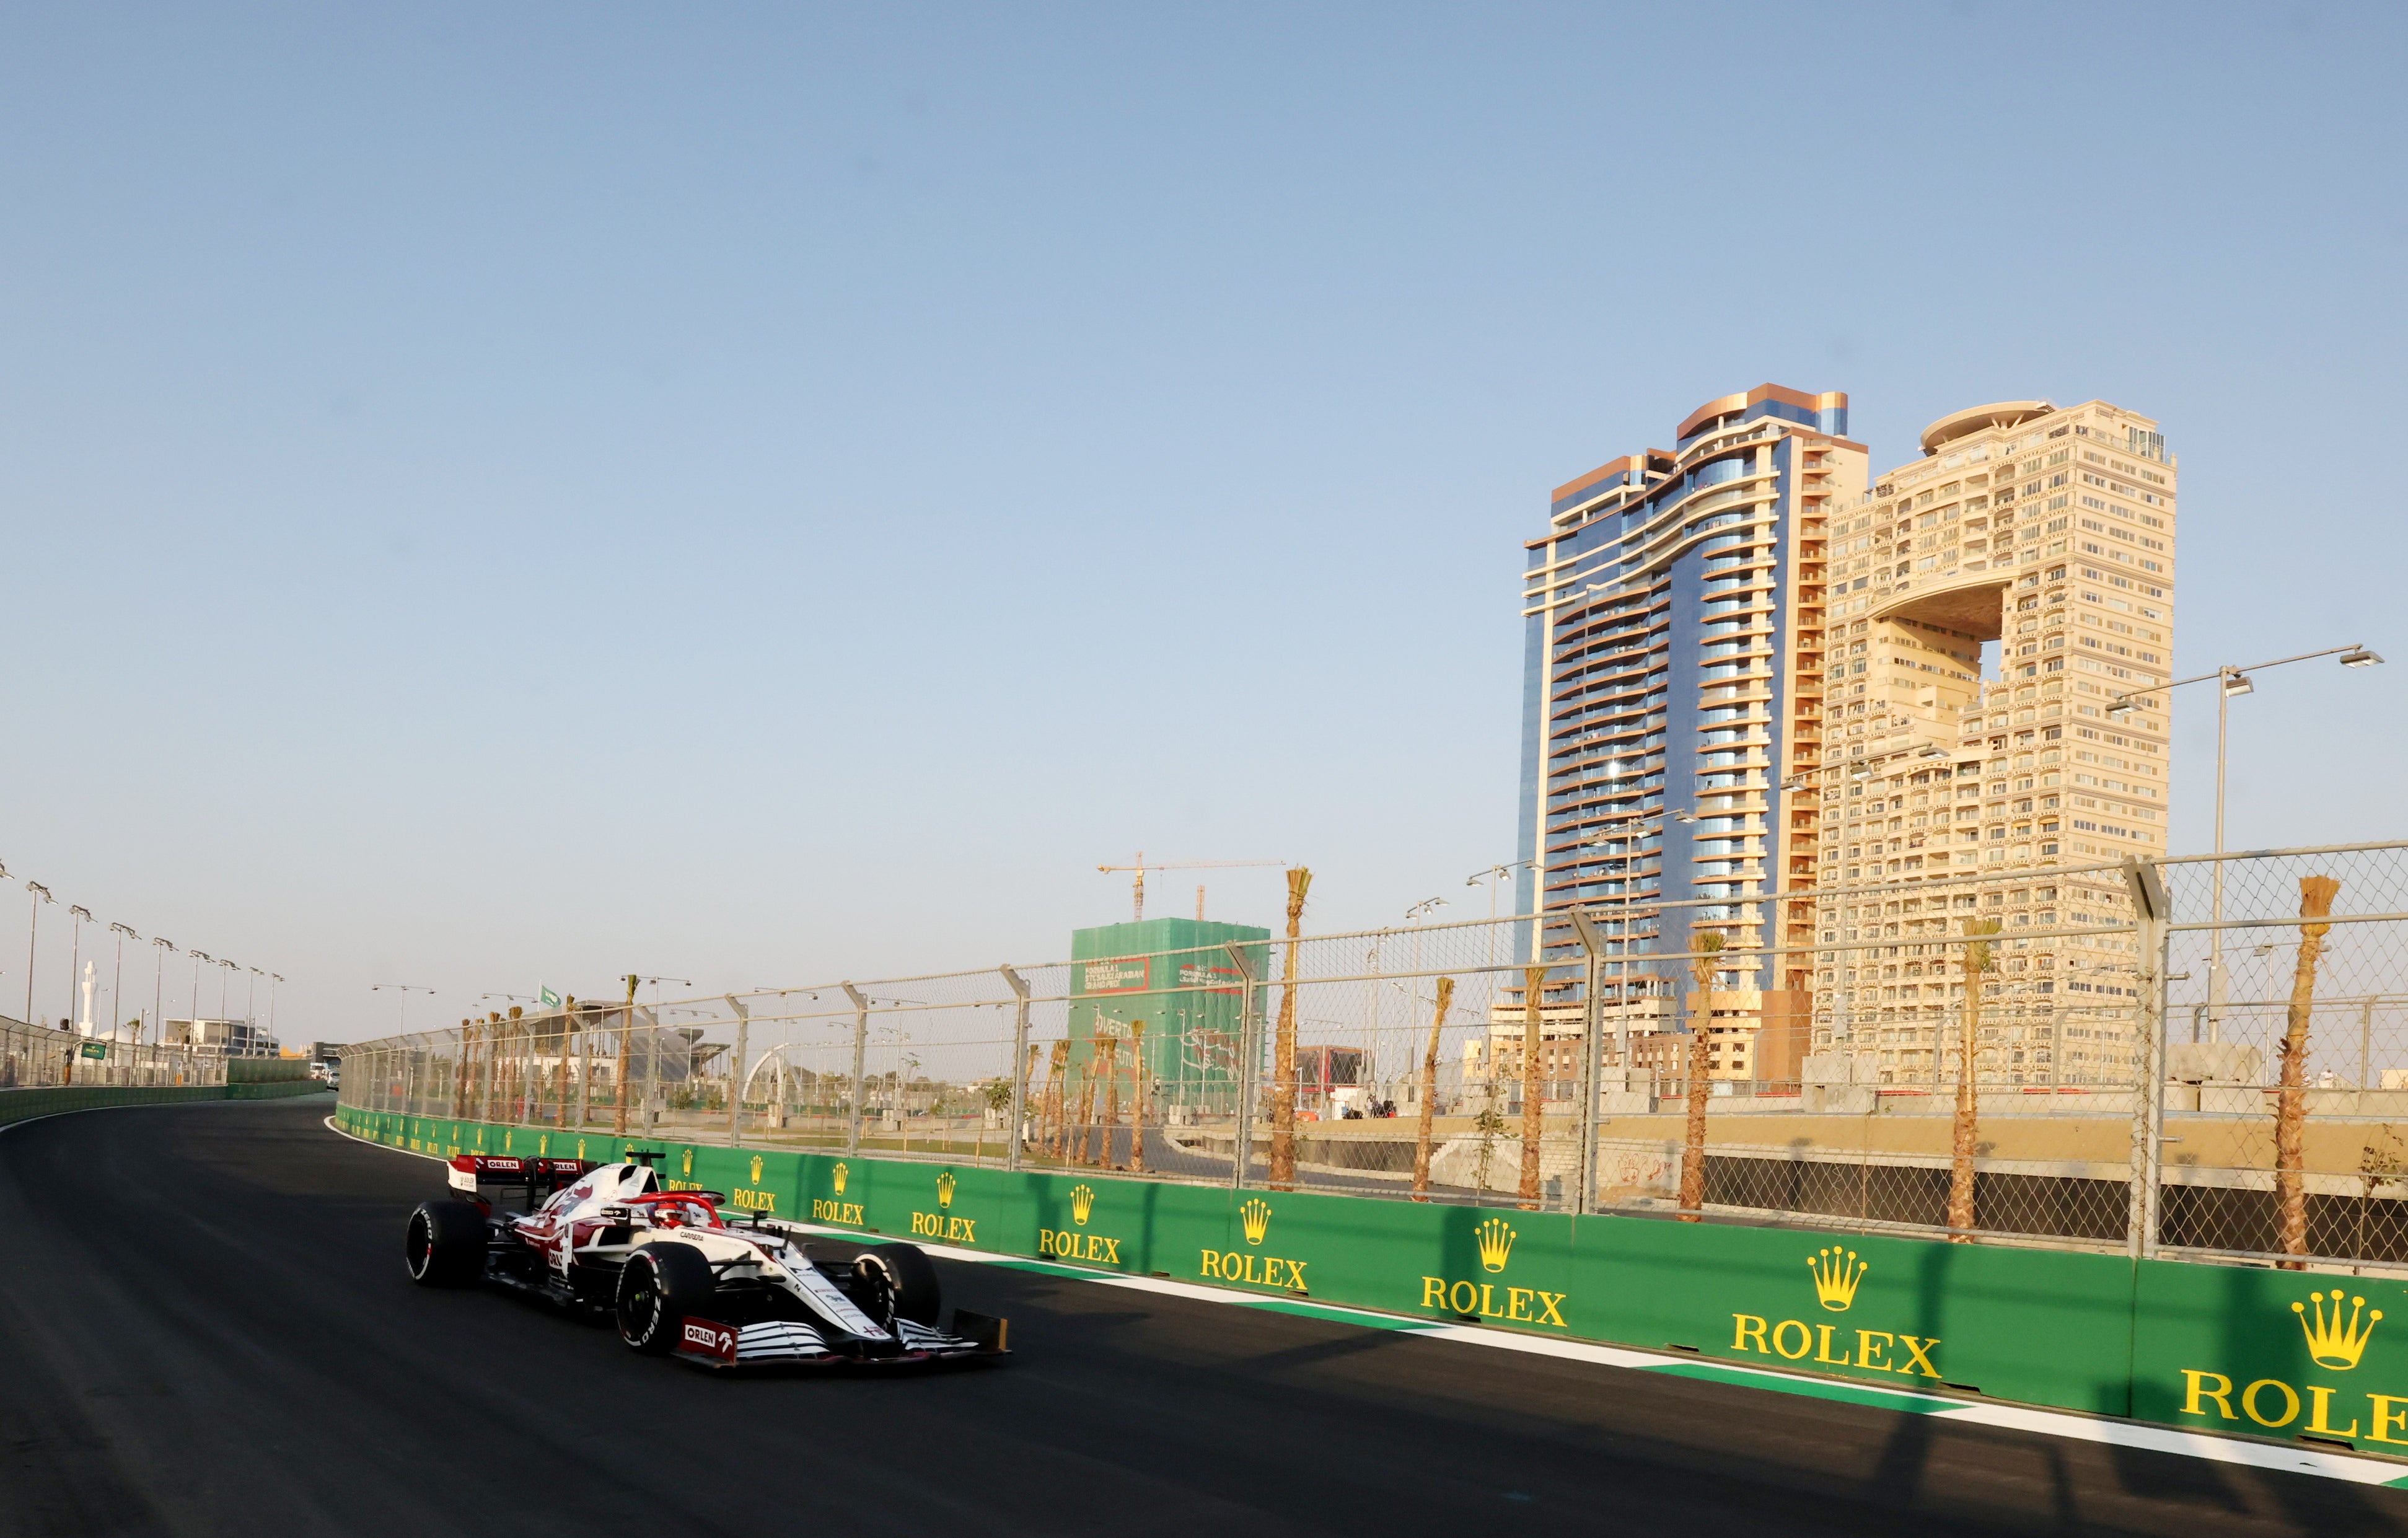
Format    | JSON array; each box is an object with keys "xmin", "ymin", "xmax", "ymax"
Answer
[{"xmin": 338, "ymin": 1105, "xmax": 2408, "ymax": 1469}]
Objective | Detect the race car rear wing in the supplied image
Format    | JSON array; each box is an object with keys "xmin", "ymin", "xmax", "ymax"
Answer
[{"xmin": 447, "ymin": 1154, "xmax": 596, "ymax": 1209}]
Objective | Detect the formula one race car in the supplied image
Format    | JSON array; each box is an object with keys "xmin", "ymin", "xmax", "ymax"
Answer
[{"xmin": 403, "ymin": 1152, "xmax": 1007, "ymax": 1370}]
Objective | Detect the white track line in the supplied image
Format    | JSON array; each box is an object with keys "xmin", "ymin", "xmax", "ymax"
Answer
[{"xmin": 327, "ymin": 1118, "xmax": 2406, "ymax": 1488}]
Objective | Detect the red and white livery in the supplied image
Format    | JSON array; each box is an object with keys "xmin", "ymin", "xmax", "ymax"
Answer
[{"xmin": 403, "ymin": 1151, "xmax": 1006, "ymax": 1369}]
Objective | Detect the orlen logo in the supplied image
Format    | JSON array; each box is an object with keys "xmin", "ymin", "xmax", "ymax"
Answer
[{"xmin": 680, "ymin": 1318, "xmax": 737, "ymax": 1364}]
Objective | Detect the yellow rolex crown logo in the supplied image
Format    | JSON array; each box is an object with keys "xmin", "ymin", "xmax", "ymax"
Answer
[
  {"xmin": 937, "ymin": 1171, "xmax": 957, "ymax": 1210},
  {"xmin": 749, "ymin": 1155, "xmax": 763, "ymax": 1185},
  {"xmin": 1071, "ymin": 1184, "xmax": 1096, "ymax": 1225},
  {"xmin": 1475, "ymin": 1218, "xmax": 1516, "ymax": 1273},
  {"xmin": 682, "ymin": 1148, "xmax": 693, "ymax": 1176},
  {"xmin": 576, "ymin": 1138, "xmax": 586, "ymax": 1159},
  {"xmin": 833, "ymin": 1161, "xmax": 850, "ymax": 1195},
  {"xmin": 1240, "ymin": 1198, "xmax": 1273, "ymax": 1246},
  {"xmin": 1808, "ymin": 1247, "xmax": 1868, "ymax": 1312},
  {"xmin": 2295, "ymin": 1291, "xmax": 2382, "ymax": 1371}
]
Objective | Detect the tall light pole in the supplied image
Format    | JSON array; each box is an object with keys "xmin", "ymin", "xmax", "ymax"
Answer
[
  {"xmin": 109, "ymin": 923, "xmax": 139, "ymax": 1039},
  {"xmin": 152, "ymin": 938, "xmax": 174, "ymax": 1047},
  {"xmin": 216, "ymin": 958, "xmax": 237, "ymax": 1036},
  {"xmin": 67, "ymin": 905, "xmax": 92, "ymax": 1031},
  {"xmin": 247, "ymin": 967, "xmax": 261, "ymax": 1030},
  {"xmin": 25, "ymin": 881, "xmax": 53, "ymax": 1026},
  {"xmin": 268, "ymin": 974, "xmax": 283, "ymax": 1043},
  {"xmin": 2110, "ymin": 642, "xmax": 2383, "ymax": 1037},
  {"xmin": 190, "ymin": 951, "xmax": 211, "ymax": 1039},
  {"xmin": 371, "ymin": 983, "xmax": 435, "ymax": 1035}
]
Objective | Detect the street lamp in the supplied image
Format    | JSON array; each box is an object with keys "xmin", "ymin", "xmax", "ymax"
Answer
[
  {"xmin": 188, "ymin": 951, "xmax": 211, "ymax": 1034},
  {"xmin": 2109, "ymin": 641, "xmax": 2384, "ymax": 1034},
  {"xmin": 268, "ymin": 974, "xmax": 283, "ymax": 1042},
  {"xmin": 152, "ymin": 938, "xmax": 174, "ymax": 1048},
  {"xmin": 109, "ymin": 923, "xmax": 139, "ymax": 1040},
  {"xmin": 371, "ymin": 983, "xmax": 436, "ymax": 1036},
  {"xmin": 25, "ymin": 881, "xmax": 53, "ymax": 1025},
  {"xmin": 1404, "ymin": 897, "xmax": 1448, "ymax": 923}
]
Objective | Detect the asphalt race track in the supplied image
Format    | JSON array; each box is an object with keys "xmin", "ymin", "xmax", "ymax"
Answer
[{"xmin": 2, "ymin": 1100, "xmax": 2404, "ymax": 1537}]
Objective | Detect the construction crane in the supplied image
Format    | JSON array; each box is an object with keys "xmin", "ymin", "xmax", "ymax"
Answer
[{"xmin": 1096, "ymin": 853, "xmax": 1291, "ymax": 923}]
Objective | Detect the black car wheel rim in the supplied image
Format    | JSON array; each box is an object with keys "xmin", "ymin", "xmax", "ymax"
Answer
[{"xmin": 621, "ymin": 1269, "xmax": 659, "ymax": 1342}]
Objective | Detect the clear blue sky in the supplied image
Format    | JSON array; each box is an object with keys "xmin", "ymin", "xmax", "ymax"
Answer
[{"xmin": 4, "ymin": 5, "xmax": 2402, "ymax": 1041}]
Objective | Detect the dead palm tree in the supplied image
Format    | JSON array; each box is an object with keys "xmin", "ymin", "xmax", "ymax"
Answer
[
  {"xmin": 1948, "ymin": 917, "xmax": 2001, "ymax": 1238},
  {"xmin": 1097, "ymin": 1036, "xmax": 1122, "ymax": 1169},
  {"xmin": 1128, "ymin": 1021, "xmax": 1149, "ymax": 1174},
  {"xmin": 1677, "ymin": 928, "xmax": 1725, "ymax": 1221},
  {"xmin": 1268, "ymin": 867, "xmax": 1312, "ymax": 1191},
  {"xmin": 2277, "ymin": 875, "xmax": 2342, "ymax": 1266},
  {"xmin": 1071, "ymin": 1045, "xmax": 1099, "ymax": 1166},
  {"xmin": 1041, "ymin": 1039, "xmax": 1070, "ymax": 1161},
  {"xmin": 1412, "ymin": 977, "xmax": 1454, "ymax": 1200},
  {"xmin": 612, "ymin": 977, "xmax": 638, "ymax": 1136},
  {"xmin": 1518, "ymin": 964, "xmax": 1547, "ymax": 1210}
]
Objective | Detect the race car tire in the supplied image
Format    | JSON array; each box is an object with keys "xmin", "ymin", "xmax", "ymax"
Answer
[
  {"xmin": 405, "ymin": 1200, "xmax": 490, "ymax": 1288},
  {"xmin": 853, "ymin": 1242, "xmax": 942, "ymax": 1328},
  {"xmin": 616, "ymin": 1242, "xmax": 716, "ymax": 1355}
]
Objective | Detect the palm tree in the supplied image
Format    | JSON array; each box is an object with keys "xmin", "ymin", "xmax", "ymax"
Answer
[
  {"xmin": 2277, "ymin": 875, "xmax": 2341, "ymax": 1266},
  {"xmin": 1677, "ymin": 928, "xmax": 1725, "ymax": 1221},
  {"xmin": 1412, "ymin": 977, "xmax": 1454, "ymax": 1200},
  {"xmin": 1518, "ymin": 964, "xmax": 1547, "ymax": 1211},
  {"xmin": 1949, "ymin": 916, "xmax": 2001, "ymax": 1238},
  {"xmin": 1268, "ymin": 867, "xmax": 1313, "ymax": 1191}
]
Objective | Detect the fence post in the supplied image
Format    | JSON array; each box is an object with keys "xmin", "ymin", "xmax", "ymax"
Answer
[
  {"xmin": 1568, "ymin": 910, "xmax": 1607, "ymax": 1216},
  {"xmin": 1001, "ymin": 967, "xmax": 1030, "ymax": 1172},
  {"xmin": 1225, "ymin": 941, "xmax": 1260, "ymax": 1192},
  {"xmin": 482, "ymin": 1017, "xmax": 499, "ymax": 1126},
  {"xmin": 2124, "ymin": 856, "xmax": 2171, "ymax": 1260},
  {"xmin": 841, "ymin": 983, "xmax": 868, "ymax": 1158},
  {"xmin": 2361, "ymin": 998, "xmax": 2376, "ymax": 1095},
  {"xmin": 725, "ymin": 995, "xmax": 750, "ymax": 1148}
]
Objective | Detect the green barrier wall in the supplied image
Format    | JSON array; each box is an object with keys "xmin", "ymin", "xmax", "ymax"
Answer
[
  {"xmin": 336, "ymin": 1106, "xmax": 2408, "ymax": 1456},
  {"xmin": 227, "ymin": 1057, "xmax": 317, "ymax": 1084},
  {"xmin": 1, "ymin": 1080, "xmax": 330, "ymax": 1126}
]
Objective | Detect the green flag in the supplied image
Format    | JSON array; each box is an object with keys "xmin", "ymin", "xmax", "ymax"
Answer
[
  {"xmin": 538, "ymin": 985, "xmax": 561, "ymax": 1008},
  {"xmin": 79, "ymin": 1040, "xmax": 107, "ymax": 1060}
]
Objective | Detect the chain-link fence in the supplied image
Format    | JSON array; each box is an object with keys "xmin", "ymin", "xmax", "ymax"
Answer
[
  {"xmin": 335, "ymin": 840, "xmax": 2408, "ymax": 1273},
  {"xmin": 0, "ymin": 1013, "xmax": 226, "ymax": 1088}
]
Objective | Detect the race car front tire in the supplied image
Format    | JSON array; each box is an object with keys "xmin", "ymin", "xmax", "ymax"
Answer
[
  {"xmin": 853, "ymin": 1241, "xmax": 942, "ymax": 1328},
  {"xmin": 405, "ymin": 1200, "xmax": 490, "ymax": 1287},
  {"xmin": 616, "ymin": 1243, "xmax": 717, "ymax": 1355}
]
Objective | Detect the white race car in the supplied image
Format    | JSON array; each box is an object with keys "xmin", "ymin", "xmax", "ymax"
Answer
[{"xmin": 404, "ymin": 1152, "xmax": 1007, "ymax": 1369}]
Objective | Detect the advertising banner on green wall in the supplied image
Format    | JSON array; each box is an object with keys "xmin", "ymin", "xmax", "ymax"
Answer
[{"xmin": 331, "ymin": 1105, "xmax": 2408, "ymax": 1456}]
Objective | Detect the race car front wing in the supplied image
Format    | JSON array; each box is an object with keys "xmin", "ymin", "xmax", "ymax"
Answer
[{"xmin": 671, "ymin": 1311, "xmax": 1009, "ymax": 1369}]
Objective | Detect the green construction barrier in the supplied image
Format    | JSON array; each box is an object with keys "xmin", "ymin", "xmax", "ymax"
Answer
[{"xmin": 331, "ymin": 1105, "xmax": 2404, "ymax": 1452}]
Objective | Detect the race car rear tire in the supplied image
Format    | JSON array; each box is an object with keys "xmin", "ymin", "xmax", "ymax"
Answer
[
  {"xmin": 616, "ymin": 1243, "xmax": 716, "ymax": 1355},
  {"xmin": 405, "ymin": 1200, "xmax": 489, "ymax": 1288},
  {"xmin": 853, "ymin": 1241, "xmax": 941, "ymax": 1327}
]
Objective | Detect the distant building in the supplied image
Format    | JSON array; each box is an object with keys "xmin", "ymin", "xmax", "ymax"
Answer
[
  {"xmin": 1518, "ymin": 384, "xmax": 1854, "ymax": 1066},
  {"xmin": 1069, "ymin": 918, "xmax": 1269, "ymax": 1111},
  {"xmin": 1811, "ymin": 400, "xmax": 2174, "ymax": 1086},
  {"xmin": 164, "ymin": 1018, "xmax": 280, "ymax": 1057}
]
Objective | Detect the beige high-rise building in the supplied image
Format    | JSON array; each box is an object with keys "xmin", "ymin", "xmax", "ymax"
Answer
[{"xmin": 1809, "ymin": 400, "xmax": 2176, "ymax": 1085}]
